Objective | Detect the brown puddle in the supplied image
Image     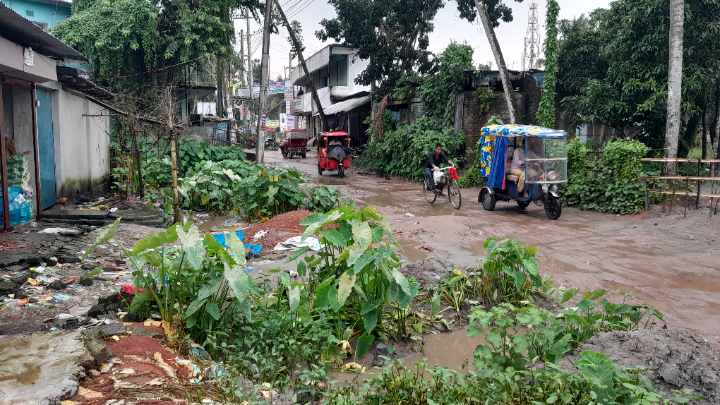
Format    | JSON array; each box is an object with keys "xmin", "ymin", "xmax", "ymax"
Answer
[
  {"xmin": 196, "ymin": 213, "xmax": 249, "ymax": 234},
  {"xmin": 395, "ymin": 238, "xmax": 430, "ymax": 263}
]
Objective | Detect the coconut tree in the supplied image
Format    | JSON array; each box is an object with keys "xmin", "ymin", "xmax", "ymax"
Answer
[{"xmin": 664, "ymin": 0, "xmax": 684, "ymax": 175}]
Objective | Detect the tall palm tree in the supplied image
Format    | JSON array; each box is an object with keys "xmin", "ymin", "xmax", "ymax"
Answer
[
  {"xmin": 664, "ymin": 0, "xmax": 685, "ymax": 175},
  {"xmin": 474, "ymin": 0, "xmax": 516, "ymax": 124}
]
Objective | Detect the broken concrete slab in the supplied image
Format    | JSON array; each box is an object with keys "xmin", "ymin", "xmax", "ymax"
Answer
[
  {"xmin": 42, "ymin": 209, "xmax": 110, "ymax": 220},
  {"xmin": 0, "ymin": 281, "xmax": 20, "ymax": 296},
  {"xmin": 99, "ymin": 323, "xmax": 126, "ymax": 336},
  {"xmin": 126, "ymin": 325, "xmax": 163, "ymax": 340},
  {"xmin": 0, "ymin": 330, "xmax": 86, "ymax": 405}
]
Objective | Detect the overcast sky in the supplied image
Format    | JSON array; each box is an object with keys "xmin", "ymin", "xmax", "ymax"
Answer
[{"xmin": 236, "ymin": 0, "xmax": 613, "ymax": 81}]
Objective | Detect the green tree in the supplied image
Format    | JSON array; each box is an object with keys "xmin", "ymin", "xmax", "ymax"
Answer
[
  {"xmin": 316, "ymin": 0, "xmax": 445, "ymax": 93},
  {"xmin": 536, "ymin": 0, "xmax": 560, "ymax": 128},
  {"xmin": 559, "ymin": 0, "xmax": 720, "ymax": 154}
]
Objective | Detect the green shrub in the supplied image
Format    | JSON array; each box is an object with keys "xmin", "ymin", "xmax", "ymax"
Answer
[
  {"xmin": 178, "ymin": 138, "xmax": 247, "ymax": 176},
  {"xmin": 304, "ymin": 185, "xmax": 355, "ymax": 213},
  {"xmin": 562, "ymin": 138, "xmax": 649, "ymax": 214},
  {"xmin": 358, "ymin": 116, "xmax": 466, "ymax": 181}
]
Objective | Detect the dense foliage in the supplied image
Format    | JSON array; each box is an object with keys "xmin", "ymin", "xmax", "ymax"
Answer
[
  {"xmin": 358, "ymin": 116, "xmax": 466, "ymax": 181},
  {"xmin": 558, "ymin": 0, "xmax": 720, "ymax": 155},
  {"xmin": 53, "ymin": 0, "xmax": 258, "ymax": 92},
  {"xmin": 562, "ymin": 139, "xmax": 649, "ymax": 214},
  {"xmin": 416, "ymin": 43, "xmax": 474, "ymax": 126},
  {"xmin": 536, "ymin": 0, "xmax": 560, "ymax": 128}
]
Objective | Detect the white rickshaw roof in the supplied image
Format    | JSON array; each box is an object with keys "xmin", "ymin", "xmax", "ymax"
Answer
[{"xmin": 481, "ymin": 125, "xmax": 568, "ymax": 139}]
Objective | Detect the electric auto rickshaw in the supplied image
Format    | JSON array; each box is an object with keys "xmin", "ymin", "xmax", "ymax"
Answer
[
  {"xmin": 477, "ymin": 125, "xmax": 568, "ymax": 220},
  {"xmin": 317, "ymin": 131, "xmax": 352, "ymax": 178},
  {"xmin": 280, "ymin": 129, "xmax": 310, "ymax": 159}
]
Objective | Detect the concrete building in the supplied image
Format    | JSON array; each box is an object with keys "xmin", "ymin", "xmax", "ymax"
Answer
[
  {"xmin": 289, "ymin": 45, "xmax": 372, "ymax": 144},
  {"xmin": 0, "ymin": 2, "xmax": 112, "ymax": 229},
  {"xmin": 0, "ymin": 0, "xmax": 71, "ymax": 30}
]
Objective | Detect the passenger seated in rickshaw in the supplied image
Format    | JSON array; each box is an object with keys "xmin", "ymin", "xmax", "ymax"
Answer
[{"xmin": 509, "ymin": 140, "xmax": 543, "ymax": 197}]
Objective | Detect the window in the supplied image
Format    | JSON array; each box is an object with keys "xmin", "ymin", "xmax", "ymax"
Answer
[{"xmin": 26, "ymin": 10, "xmax": 34, "ymax": 16}]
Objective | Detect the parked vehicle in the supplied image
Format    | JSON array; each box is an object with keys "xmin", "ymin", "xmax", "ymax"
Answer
[
  {"xmin": 280, "ymin": 129, "xmax": 309, "ymax": 159},
  {"xmin": 349, "ymin": 144, "xmax": 368, "ymax": 158},
  {"xmin": 318, "ymin": 131, "xmax": 352, "ymax": 178},
  {"xmin": 477, "ymin": 124, "xmax": 568, "ymax": 220}
]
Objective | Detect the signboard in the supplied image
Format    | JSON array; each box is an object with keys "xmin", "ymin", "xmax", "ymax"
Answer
[
  {"xmin": 216, "ymin": 123, "xmax": 227, "ymax": 138},
  {"xmin": 286, "ymin": 114, "xmax": 295, "ymax": 130},
  {"xmin": 284, "ymin": 82, "xmax": 294, "ymax": 100},
  {"xmin": 252, "ymin": 81, "xmax": 291, "ymax": 96},
  {"xmin": 266, "ymin": 120, "xmax": 280, "ymax": 129}
]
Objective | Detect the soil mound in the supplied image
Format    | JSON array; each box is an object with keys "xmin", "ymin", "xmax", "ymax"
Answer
[
  {"xmin": 570, "ymin": 330, "xmax": 720, "ymax": 404},
  {"xmin": 244, "ymin": 210, "xmax": 313, "ymax": 250},
  {"xmin": 401, "ymin": 254, "xmax": 454, "ymax": 289}
]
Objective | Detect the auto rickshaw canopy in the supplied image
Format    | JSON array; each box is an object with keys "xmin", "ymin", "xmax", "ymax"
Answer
[
  {"xmin": 321, "ymin": 131, "xmax": 349, "ymax": 137},
  {"xmin": 481, "ymin": 124, "xmax": 568, "ymax": 139}
]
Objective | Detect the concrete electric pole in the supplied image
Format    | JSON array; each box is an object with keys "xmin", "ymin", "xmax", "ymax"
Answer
[{"xmin": 255, "ymin": 0, "xmax": 273, "ymax": 163}]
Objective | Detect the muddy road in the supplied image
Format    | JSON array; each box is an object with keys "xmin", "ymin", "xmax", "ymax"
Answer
[{"xmin": 263, "ymin": 149, "xmax": 720, "ymax": 345}]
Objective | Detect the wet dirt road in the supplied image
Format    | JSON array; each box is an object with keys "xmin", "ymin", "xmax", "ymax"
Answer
[{"xmin": 263, "ymin": 150, "xmax": 720, "ymax": 345}]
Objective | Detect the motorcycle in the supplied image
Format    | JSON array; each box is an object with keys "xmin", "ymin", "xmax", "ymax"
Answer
[{"xmin": 349, "ymin": 144, "xmax": 368, "ymax": 158}]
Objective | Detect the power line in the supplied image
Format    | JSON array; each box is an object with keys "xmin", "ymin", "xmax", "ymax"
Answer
[{"xmin": 288, "ymin": 0, "xmax": 316, "ymax": 18}]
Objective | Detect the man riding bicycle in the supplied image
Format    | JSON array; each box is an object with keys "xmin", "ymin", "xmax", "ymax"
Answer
[{"xmin": 424, "ymin": 144, "xmax": 455, "ymax": 196}]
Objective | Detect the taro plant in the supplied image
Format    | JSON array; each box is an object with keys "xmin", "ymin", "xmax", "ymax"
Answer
[
  {"xmin": 475, "ymin": 237, "xmax": 542, "ymax": 305},
  {"xmin": 286, "ymin": 206, "xmax": 420, "ymax": 355},
  {"xmin": 304, "ymin": 185, "xmax": 355, "ymax": 213},
  {"xmin": 234, "ymin": 165, "xmax": 307, "ymax": 220}
]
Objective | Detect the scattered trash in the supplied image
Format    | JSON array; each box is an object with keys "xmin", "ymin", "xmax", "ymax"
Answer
[
  {"xmin": 253, "ymin": 230, "xmax": 269, "ymax": 241},
  {"xmin": 273, "ymin": 236, "xmax": 323, "ymax": 252},
  {"xmin": 109, "ymin": 207, "xmax": 118, "ymax": 213},
  {"xmin": 38, "ymin": 227, "xmax": 83, "ymax": 235},
  {"xmin": 341, "ymin": 362, "xmax": 367, "ymax": 372},
  {"xmin": 261, "ymin": 217, "xmax": 270, "ymax": 223},
  {"xmin": 405, "ymin": 213, "xmax": 415, "ymax": 217}
]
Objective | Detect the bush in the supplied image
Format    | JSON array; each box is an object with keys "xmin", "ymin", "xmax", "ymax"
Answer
[
  {"xmin": 358, "ymin": 116, "xmax": 466, "ymax": 181},
  {"xmin": 304, "ymin": 185, "xmax": 355, "ymax": 213},
  {"xmin": 178, "ymin": 138, "xmax": 247, "ymax": 176},
  {"xmin": 562, "ymin": 138, "xmax": 649, "ymax": 214}
]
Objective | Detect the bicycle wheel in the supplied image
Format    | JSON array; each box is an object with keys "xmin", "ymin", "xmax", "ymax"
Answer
[
  {"xmin": 448, "ymin": 180, "xmax": 461, "ymax": 209},
  {"xmin": 423, "ymin": 179, "xmax": 436, "ymax": 203}
]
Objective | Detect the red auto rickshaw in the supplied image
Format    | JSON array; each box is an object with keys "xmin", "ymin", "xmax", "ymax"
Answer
[
  {"xmin": 318, "ymin": 131, "xmax": 351, "ymax": 178},
  {"xmin": 280, "ymin": 129, "xmax": 312, "ymax": 159}
]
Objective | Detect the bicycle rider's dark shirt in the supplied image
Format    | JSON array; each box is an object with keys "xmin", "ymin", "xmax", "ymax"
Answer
[{"xmin": 426, "ymin": 152, "xmax": 449, "ymax": 169}]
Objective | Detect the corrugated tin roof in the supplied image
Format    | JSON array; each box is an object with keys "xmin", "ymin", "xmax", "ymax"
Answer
[
  {"xmin": 321, "ymin": 95, "xmax": 371, "ymax": 116},
  {"xmin": 0, "ymin": 2, "xmax": 87, "ymax": 61}
]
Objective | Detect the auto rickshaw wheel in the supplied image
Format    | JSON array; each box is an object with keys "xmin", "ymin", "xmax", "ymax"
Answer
[
  {"xmin": 544, "ymin": 196, "xmax": 562, "ymax": 220},
  {"xmin": 517, "ymin": 200, "xmax": 530, "ymax": 209},
  {"xmin": 338, "ymin": 164, "xmax": 345, "ymax": 178},
  {"xmin": 480, "ymin": 188, "xmax": 496, "ymax": 211},
  {"xmin": 301, "ymin": 152, "xmax": 307, "ymax": 158},
  {"xmin": 318, "ymin": 163, "xmax": 323, "ymax": 175}
]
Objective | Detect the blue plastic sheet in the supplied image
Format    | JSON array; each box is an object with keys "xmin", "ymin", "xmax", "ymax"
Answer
[
  {"xmin": 487, "ymin": 136, "xmax": 508, "ymax": 190},
  {"xmin": 212, "ymin": 232, "xmax": 263, "ymax": 256}
]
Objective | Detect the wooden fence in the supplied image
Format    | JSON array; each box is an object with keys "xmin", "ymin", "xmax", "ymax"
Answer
[{"xmin": 638, "ymin": 158, "xmax": 720, "ymax": 216}]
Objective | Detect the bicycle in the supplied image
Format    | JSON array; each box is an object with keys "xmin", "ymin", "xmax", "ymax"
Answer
[{"xmin": 423, "ymin": 166, "xmax": 462, "ymax": 209}]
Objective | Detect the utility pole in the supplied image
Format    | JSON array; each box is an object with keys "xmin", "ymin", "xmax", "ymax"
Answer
[
  {"xmin": 275, "ymin": 0, "xmax": 327, "ymax": 131},
  {"xmin": 256, "ymin": 0, "xmax": 273, "ymax": 163},
  {"xmin": 246, "ymin": 15, "xmax": 253, "ymax": 101}
]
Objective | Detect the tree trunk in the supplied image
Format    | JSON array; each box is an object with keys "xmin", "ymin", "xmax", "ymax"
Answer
[
  {"xmin": 664, "ymin": 0, "xmax": 685, "ymax": 175},
  {"xmin": 170, "ymin": 135, "xmax": 182, "ymax": 224},
  {"xmin": 714, "ymin": 83, "xmax": 720, "ymax": 159},
  {"xmin": 132, "ymin": 127, "xmax": 145, "ymax": 199},
  {"xmin": 474, "ymin": 0, "xmax": 516, "ymax": 124},
  {"xmin": 702, "ymin": 98, "xmax": 708, "ymax": 159},
  {"xmin": 275, "ymin": 0, "xmax": 327, "ymax": 131}
]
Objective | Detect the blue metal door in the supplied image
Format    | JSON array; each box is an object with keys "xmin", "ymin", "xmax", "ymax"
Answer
[{"xmin": 36, "ymin": 89, "xmax": 56, "ymax": 209}]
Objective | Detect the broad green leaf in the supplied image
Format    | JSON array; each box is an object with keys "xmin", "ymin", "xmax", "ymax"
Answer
[
  {"xmin": 356, "ymin": 333, "xmax": 375, "ymax": 357},
  {"xmin": 351, "ymin": 251, "xmax": 374, "ymax": 275},
  {"xmin": 525, "ymin": 245, "xmax": 539, "ymax": 256},
  {"xmin": 522, "ymin": 258, "xmax": 539, "ymax": 276},
  {"xmin": 206, "ymin": 301, "xmax": 221, "ymax": 320},
  {"xmin": 224, "ymin": 262, "xmax": 252, "ymax": 303},
  {"xmin": 321, "ymin": 228, "xmax": 349, "ymax": 248},
  {"xmin": 337, "ymin": 272, "xmax": 356, "ymax": 306},
  {"xmin": 285, "ymin": 247, "xmax": 311, "ymax": 263},
  {"xmin": 361, "ymin": 299, "xmax": 379, "ymax": 315},
  {"xmin": 198, "ymin": 276, "xmax": 222, "ymax": 301},
  {"xmin": 575, "ymin": 350, "xmax": 616, "ymax": 387},
  {"xmin": 371, "ymin": 226, "xmax": 383, "ymax": 243},
  {"xmin": 301, "ymin": 211, "xmax": 342, "ymax": 240},
  {"xmin": 363, "ymin": 307, "xmax": 379, "ymax": 334},
  {"xmin": 83, "ymin": 218, "xmax": 120, "ymax": 260},
  {"xmin": 398, "ymin": 281, "xmax": 420, "ymax": 308},
  {"xmin": 379, "ymin": 216, "xmax": 397, "ymax": 245},
  {"xmin": 547, "ymin": 334, "xmax": 572, "ymax": 362},
  {"xmin": 343, "ymin": 220, "xmax": 373, "ymax": 266},
  {"xmin": 297, "ymin": 261, "xmax": 307, "ymax": 277},
  {"xmin": 561, "ymin": 288, "xmax": 580, "ymax": 303},
  {"xmin": 485, "ymin": 333, "xmax": 502, "ymax": 349},
  {"xmin": 485, "ymin": 239, "xmax": 499, "ymax": 255},
  {"xmin": 314, "ymin": 276, "xmax": 335, "ymax": 309},
  {"xmin": 129, "ymin": 289, "xmax": 150, "ymax": 314},
  {"xmin": 296, "ymin": 305, "xmax": 311, "ymax": 320},
  {"xmin": 204, "ymin": 235, "xmax": 227, "ymax": 256},
  {"xmin": 328, "ymin": 284, "xmax": 341, "ymax": 312},
  {"xmin": 512, "ymin": 335, "xmax": 529, "ymax": 353},
  {"xmin": 226, "ymin": 232, "xmax": 246, "ymax": 266},
  {"xmin": 288, "ymin": 285, "xmax": 300, "ymax": 311},
  {"xmin": 184, "ymin": 298, "xmax": 206, "ymax": 318},
  {"xmin": 83, "ymin": 265, "xmax": 104, "ymax": 280},
  {"xmin": 391, "ymin": 268, "xmax": 411, "ymax": 295},
  {"xmin": 177, "ymin": 225, "xmax": 204, "ymax": 269},
  {"xmin": 131, "ymin": 225, "xmax": 178, "ymax": 255},
  {"xmin": 584, "ymin": 289, "xmax": 607, "ymax": 301}
]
